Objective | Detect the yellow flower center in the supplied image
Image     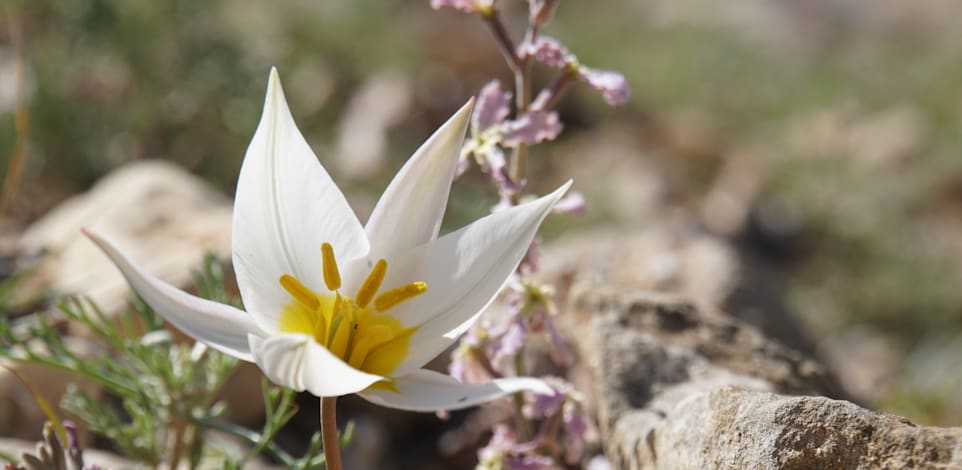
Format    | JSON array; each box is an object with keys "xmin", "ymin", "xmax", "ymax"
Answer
[{"xmin": 277, "ymin": 243, "xmax": 426, "ymax": 379}]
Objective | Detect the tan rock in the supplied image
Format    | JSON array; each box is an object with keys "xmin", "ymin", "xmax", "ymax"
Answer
[
  {"xmin": 12, "ymin": 160, "xmax": 267, "ymax": 431},
  {"xmin": 335, "ymin": 70, "xmax": 413, "ymax": 180},
  {"xmin": 554, "ymin": 284, "xmax": 962, "ymax": 469},
  {"xmin": 540, "ymin": 226, "xmax": 738, "ymax": 314},
  {"xmin": 17, "ymin": 159, "xmax": 233, "ymax": 318}
]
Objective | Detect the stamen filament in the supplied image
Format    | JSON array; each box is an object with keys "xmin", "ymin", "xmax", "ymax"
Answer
[
  {"xmin": 279, "ymin": 275, "xmax": 319, "ymax": 310},
  {"xmin": 374, "ymin": 282, "xmax": 428, "ymax": 312},
  {"xmin": 321, "ymin": 242, "xmax": 341, "ymax": 291},
  {"xmin": 355, "ymin": 259, "xmax": 387, "ymax": 308},
  {"xmin": 327, "ymin": 294, "xmax": 344, "ymax": 346}
]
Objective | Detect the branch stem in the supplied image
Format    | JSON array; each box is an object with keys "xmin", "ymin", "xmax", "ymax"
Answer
[
  {"xmin": 531, "ymin": 70, "xmax": 577, "ymax": 112},
  {"xmin": 510, "ymin": 29, "xmax": 536, "ymax": 197},
  {"xmin": 482, "ymin": 10, "xmax": 522, "ymax": 73},
  {"xmin": 321, "ymin": 397, "xmax": 342, "ymax": 470},
  {"xmin": 512, "ymin": 353, "xmax": 534, "ymax": 440}
]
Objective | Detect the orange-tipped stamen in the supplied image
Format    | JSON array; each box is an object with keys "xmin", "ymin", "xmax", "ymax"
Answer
[
  {"xmin": 279, "ymin": 275, "xmax": 319, "ymax": 310},
  {"xmin": 355, "ymin": 259, "xmax": 387, "ymax": 308},
  {"xmin": 321, "ymin": 242, "xmax": 341, "ymax": 291},
  {"xmin": 373, "ymin": 282, "xmax": 428, "ymax": 312}
]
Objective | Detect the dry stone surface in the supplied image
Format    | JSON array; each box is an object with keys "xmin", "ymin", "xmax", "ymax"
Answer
[{"xmin": 552, "ymin": 284, "xmax": 962, "ymax": 469}]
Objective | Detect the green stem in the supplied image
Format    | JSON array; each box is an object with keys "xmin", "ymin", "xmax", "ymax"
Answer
[
  {"xmin": 321, "ymin": 397, "xmax": 342, "ymax": 470},
  {"xmin": 196, "ymin": 417, "xmax": 297, "ymax": 466},
  {"xmin": 509, "ymin": 23, "xmax": 537, "ymax": 198},
  {"xmin": 512, "ymin": 353, "xmax": 534, "ymax": 440}
]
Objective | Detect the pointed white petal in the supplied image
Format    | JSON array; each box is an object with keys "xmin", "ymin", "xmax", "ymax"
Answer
[
  {"xmin": 359, "ymin": 369, "xmax": 552, "ymax": 412},
  {"xmin": 84, "ymin": 230, "xmax": 260, "ymax": 362},
  {"xmin": 364, "ymin": 99, "xmax": 474, "ymax": 261},
  {"xmin": 249, "ymin": 333, "xmax": 385, "ymax": 397},
  {"xmin": 383, "ymin": 181, "xmax": 572, "ymax": 376},
  {"xmin": 233, "ymin": 68, "xmax": 369, "ymax": 331}
]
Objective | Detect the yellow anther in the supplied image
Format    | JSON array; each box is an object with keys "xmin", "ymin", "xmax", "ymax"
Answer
[
  {"xmin": 321, "ymin": 242, "xmax": 341, "ymax": 291},
  {"xmin": 355, "ymin": 259, "xmax": 387, "ymax": 308},
  {"xmin": 279, "ymin": 275, "xmax": 319, "ymax": 310},
  {"xmin": 374, "ymin": 282, "xmax": 428, "ymax": 312}
]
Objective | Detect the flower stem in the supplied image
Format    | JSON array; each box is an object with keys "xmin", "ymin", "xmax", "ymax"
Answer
[
  {"xmin": 512, "ymin": 353, "xmax": 534, "ymax": 441},
  {"xmin": 508, "ymin": 23, "xmax": 538, "ymax": 198},
  {"xmin": 321, "ymin": 397, "xmax": 343, "ymax": 470},
  {"xmin": 167, "ymin": 418, "xmax": 188, "ymax": 470},
  {"xmin": 480, "ymin": 8, "xmax": 532, "ymax": 195},
  {"xmin": 481, "ymin": 10, "xmax": 522, "ymax": 73},
  {"xmin": 531, "ymin": 70, "xmax": 577, "ymax": 112}
]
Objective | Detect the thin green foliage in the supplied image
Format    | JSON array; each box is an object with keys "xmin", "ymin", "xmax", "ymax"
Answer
[
  {"xmin": 203, "ymin": 379, "xmax": 338, "ymax": 469},
  {"xmin": 0, "ymin": 254, "xmax": 351, "ymax": 468}
]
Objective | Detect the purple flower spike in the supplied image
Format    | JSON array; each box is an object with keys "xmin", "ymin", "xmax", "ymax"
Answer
[
  {"xmin": 546, "ymin": 320, "xmax": 575, "ymax": 365},
  {"xmin": 503, "ymin": 111, "xmax": 563, "ymax": 146},
  {"xmin": 519, "ymin": 37, "xmax": 572, "ymax": 69},
  {"xmin": 492, "ymin": 320, "xmax": 527, "ymax": 364},
  {"xmin": 474, "ymin": 80, "xmax": 513, "ymax": 133},
  {"xmin": 63, "ymin": 420, "xmax": 81, "ymax": 451},
  {"xmin": 551, "ymin": 191, "xmax": 585, "ymax": 216},
  {"xmin": 505, "ymin": 454, "xmax": 557, "ymax": 470},
  {"xmin": 563, "ymin": 402, "xmax": 591, "ymax": 463},
  {"xmin": 580, "ymin": 67, "xmax": 630, "ymax": 106},
  {"xmin": 523, "ymin": 379, "xmax": 567, "ymax": 419},
  {"xmin": 430, "ymin": 0, "xmax": 475, "ymax": 12},
  {"xmin": 478, "ymin": 424, "xmax": 558, "ymax": 470}
]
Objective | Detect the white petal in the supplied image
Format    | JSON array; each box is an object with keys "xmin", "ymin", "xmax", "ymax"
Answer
[
  {"xmin": 364, "ymin": 99, "xmax": 474, "ymax": 261},
  {"xmin": 359, "ymin": 369, "xmax": 552, "ymax": 412},
  {"xmin": 384, "ymin": 181, "xmax": 572, "ymax": 375},
  {"xmin": 84, "ymin": 230, "xmax": 261, "ymax": 362},
  {"xmin": 249, "ymin": 333, "xmax": 385, "ymax": 397},
  {"xmin": 232, "ymin": 68, "xmax": 369, "ymax": 331}
]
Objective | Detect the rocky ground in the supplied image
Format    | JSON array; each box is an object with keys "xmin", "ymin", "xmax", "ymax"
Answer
[
  {"xmin": 1, "ymin": 159, "xmax": 960, "ymax": 468},
  {"xmin": 3, "ymin": 1, "xmax": 962, "ymax": 466}
]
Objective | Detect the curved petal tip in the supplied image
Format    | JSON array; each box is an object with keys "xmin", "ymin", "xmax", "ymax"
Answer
[
  {"xmin": 83, "ymin": 229, "xmax": 261, "ymax": 362},
  {"xmin": 359, "ymin": 369, "xmax": 553, "ymax": 412}
]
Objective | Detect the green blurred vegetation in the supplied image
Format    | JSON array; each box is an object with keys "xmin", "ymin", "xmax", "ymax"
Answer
[{"xmin": 2, "ymin": 0, "xmax": 962, "ymax": 425}]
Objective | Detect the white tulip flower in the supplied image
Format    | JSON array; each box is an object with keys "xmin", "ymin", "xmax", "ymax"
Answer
[{"xmin": 85, "ymin": 69, "xmax": 569, "ymax": 412}]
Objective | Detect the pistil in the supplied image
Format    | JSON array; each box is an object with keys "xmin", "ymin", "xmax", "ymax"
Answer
[{"xmin": 276, "ymin": 242, "xmax": 430, "ymax": 376}]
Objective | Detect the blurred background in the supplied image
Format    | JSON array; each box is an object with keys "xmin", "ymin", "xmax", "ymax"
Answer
[{"xmin": 1, "ymin": 0, "xmax": 961, "ymax": 444}]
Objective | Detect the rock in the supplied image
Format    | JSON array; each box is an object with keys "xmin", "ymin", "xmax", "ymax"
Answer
[
  {"xmin": 17, "ymin": 159, "xmax": 233, "ymax": 318},
  {"xmin": 541, "ymin": 226, "xmax": 738, "ymax": 311},
  {"xmin": 552, "ymin": 124, "xmax": 665, "ymax": 226},
  {"xmin": 554, "ymin": 286, "xmax": 962, "ymax": 469},
  {"xmin": 637, "ymin": 388, "xmax": 962, "ymax": 469},
  {"xmin": 540, "ymin": 226, "xmax": 815, "ymax": 354},
  {"xmin": 12, "ymin": 160, "xmax": 266, "ymax": 428},
  {"xmin": 819, "ymin": 327, "xmax": 900, "ymax": 407},
  {"xmin": 784, "ymin": 105, "xmax": 925, "ymax": 169},
  {"xmin": 334, "ymin": 70, "xmax": 413, "ymax": 180}
]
